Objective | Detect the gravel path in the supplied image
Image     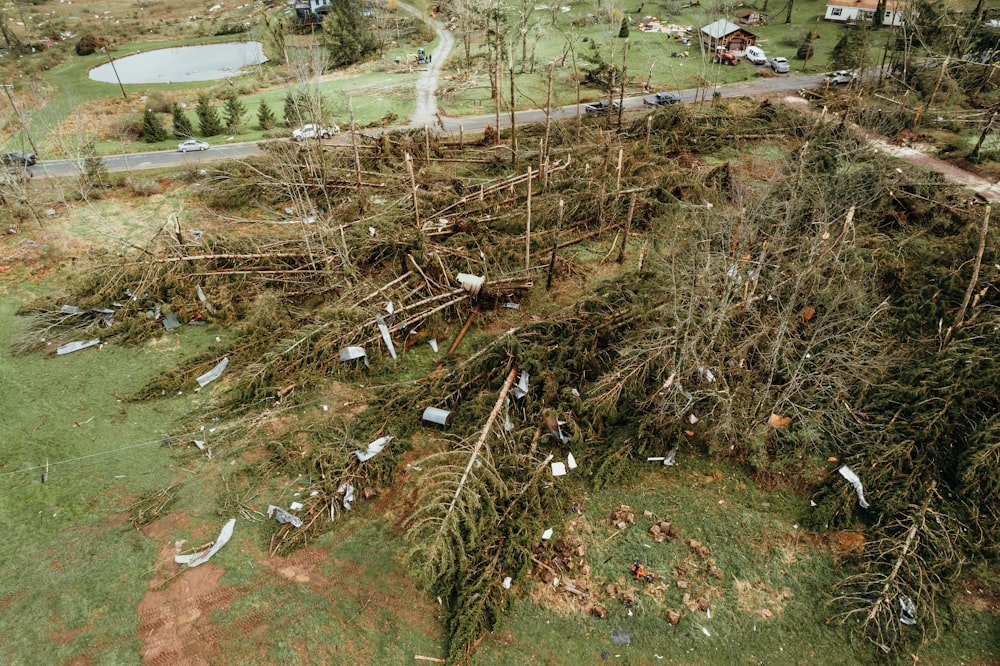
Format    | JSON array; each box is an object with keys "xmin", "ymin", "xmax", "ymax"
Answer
[{"xmin": 399, "ymin": 2, "xmax": 454, "ymax": 128}]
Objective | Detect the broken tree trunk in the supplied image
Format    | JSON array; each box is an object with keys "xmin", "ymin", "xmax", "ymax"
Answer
[
  {"xmin": 446, "ymin": 368, "xmax": 519, "ymax": 516},
  {"xmin": 945, "ymin": 205, "xmax": 990, "ymax": 346}
]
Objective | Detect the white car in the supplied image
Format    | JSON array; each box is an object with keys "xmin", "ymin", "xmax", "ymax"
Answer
[
  {"xmin": 178, "ymin": 140, "xmax": 209, "ymax": 152},
  {"xmin": 768, "ymin": 56, "xmax": 790, "ymax": 73},
  {"xmin": 292, "ymin": 123, "xmax": 340, "ymax": 140}
]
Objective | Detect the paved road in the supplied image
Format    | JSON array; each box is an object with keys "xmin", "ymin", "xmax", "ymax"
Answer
[{"xmin": 29, "ymin": 141, "xmax": 261, "ymax": 179}]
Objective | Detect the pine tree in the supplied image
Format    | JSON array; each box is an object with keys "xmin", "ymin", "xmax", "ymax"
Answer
[
  {"xmin": 195, "ymin": 93, "xmax": 224, "ymax": 137},
  {"xmin": 224, "ymin": 92, "xmax": 246, "ymax": 133},
  {"xmin": 283, "ymin": 92, "xmax": 301, "ymax": 128},
  {"xmin": 257, "ymin": 100, "xmax": 277, "ymax": 130},
  {"xmin": 171, "ymin": 102, "xmax": 195, "ymax": 139},
  {"xmin": 142, "ymin": 108, "xmax": 168, "ymax": 143},
  {"xmin": 321, "ymin": 0, "xmax": 378, "ymax": 68},
  {"xmin": 618, "ymin": 17, "xmax": 630, "ymax": 38}
]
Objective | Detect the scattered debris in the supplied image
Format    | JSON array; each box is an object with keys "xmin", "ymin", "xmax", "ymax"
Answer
[
  {"xmin": 544, "ymin": 413, "xmax": 570, "ymax": 444},
  {"xmin": 502, "ymin": 576, "xmax": 512, "ymax": 589},
  {"xmin": 376, "ymin": 313, "xmax": 396, "ymax": 360},
  {"xmin": 196, "ymin": 357, "xmax": 229, "ymax": 387},
  {"xmin": 664, "ymin": 447, "xmax": 678, "ymax": 466},
  {"xmin": 767, "ymin": 413, "xmax": 792, "ymax": 428},
  {"xmin": 289, "ymin": 501, "xmax": 303, "ymax": 511},
  {"xmin": 175, "ymin": 518, "xmax": 236, "ymax": 567},
  {"xmin": 631, "ymin": 560, "xmax": 660, "ymax": 582},
  {"xmin": 429, "ymin": 338, "xmax": 438, "ymax": 353},
  {"xmin": 60, "ymin": 304, "xmax": 83, "ymax": 314},
  {"xmin": 267, "ymin": 505, "xmax": 303, "ymax": 528},
  {"xmin": 339, "ymin": 346, "xmax": 369, "ymax": 368},
  {"xmin": 838, "ymin": 464, "xmax": 870, "ymax": 509},
  {"xmin": 422, "ymin": 407, "xmax": 452, "ymax": 427},
  {"xmin": 456, "ymin": 273, "xmax": 485, "ymax": 297},
  {"xmin": 611, "ymin": 630, "xmax": 631, "ymax": 646},
  {"xmin": 354, "ymin": 435, "xmax": 393, "ymax": 461},
  {"xmin": 414, "ymin": 657, "xmax": 446, "ymax": 664},
  {"xmin": 551, "ymin": 461, "xmax": 567, "ymax": 476},
  {"xmin": 337, "ymin": 483, "xmax": 355, "ymax": 510},
  {"xmin": 512, "ymin": 370, "xmax": 530, "ymax": 399},
  {"xmin": 899, "ymin": 595, "xmax": 917, "ymax": 625},
  {"xmin": 541, "ymin": 528, "xmax": 554, "ymax": 540},
  {"xmin": 567, "ymin": 452, "xmax": 578, "ymax": 470},
  {"xmin": 667, "ymin": 610, "xmax": 681, "ymax": 625},
  {"xmin": 162, "ymin": 311, "xmax": 181, "ymax": 330},
  {"xmin": 590, "ymin": 604, "xmax": 608, "ymax": 619},
  {"xmin": 56, "ymin": 338, "xmax": 100, "ymax": 355}
]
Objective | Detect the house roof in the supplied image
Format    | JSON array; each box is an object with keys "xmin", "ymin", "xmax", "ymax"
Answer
[
  {"xmin": 825, "ymin": 0, "xmax": 904, "ymax": 10},
  {"xmin": 700, "ymin": 19, "xmax": 751, "ymax": 39}
]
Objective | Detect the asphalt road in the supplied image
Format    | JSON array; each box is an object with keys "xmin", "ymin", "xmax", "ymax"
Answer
[{"xmin": 26, "ymin": 72, "xmax": 826, "ymax": 178}]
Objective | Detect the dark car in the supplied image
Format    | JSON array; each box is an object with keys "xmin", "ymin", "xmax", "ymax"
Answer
[
  {"xmin": 1, "ymin": 150, "xmax": 36, "ymax": 167},
  {"xmin": 643, "ymin": 92, "xmax": 682, "ymax": 107},
  {"xmin": 584, "ymin": 100, "xmax": 621, "ymax": 113}
]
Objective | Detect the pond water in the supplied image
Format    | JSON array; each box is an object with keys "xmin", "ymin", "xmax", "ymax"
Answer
[{"xmin": 88, "ymin": 41, "xmax": 268, "ymax": 84}]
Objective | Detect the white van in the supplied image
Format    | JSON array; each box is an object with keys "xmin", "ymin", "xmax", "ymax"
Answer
[{"xmin": 745, "ymin": 45, "xmax": 767, "ymax": 65}]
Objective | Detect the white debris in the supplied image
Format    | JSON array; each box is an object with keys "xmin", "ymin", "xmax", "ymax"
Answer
[
  {"xmin": 196, "ymin": 357, "xmax": 229, "ymax": 387},
  {"xmin": 289, "ymin": 501, "xmax": 303, "ymax": 511},
  {"xmin": 551, "ymin": 462, "xmax": 567, "ymax": 476},
  {"xmin": 175, "ymin": 518, "xmax": 235, "ymax": 567},
  {"xmin": 541, "ymin": 528, "xmax": 553, "ymax": 540},
  {"xmin": 567, "ymin": 453, "xmax": 578, "ymax": 470},
  {"xmin": 838, "ymin": 465, "xmax": 870, "ymax": 509},
  {"xmin": 354, "ymin": 435, "xmax": 393, "ymax": 461}
]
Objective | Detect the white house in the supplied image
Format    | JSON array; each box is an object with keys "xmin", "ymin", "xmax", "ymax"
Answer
[{"xmin": 824, "ymin": 0, "xmax": 907, "ymax": 27}]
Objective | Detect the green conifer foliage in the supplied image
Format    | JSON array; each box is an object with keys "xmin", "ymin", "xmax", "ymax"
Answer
[
  {"xmin": 142, "ymin": 108, "xmax": 168, "ymax": 143},
  {"xmin": 171, "ymin": 102, "xmax": 194, "ymax": 140},
  {"xmin": 195, "ymin": 93, "xmax": 224, "ymax": 137}
]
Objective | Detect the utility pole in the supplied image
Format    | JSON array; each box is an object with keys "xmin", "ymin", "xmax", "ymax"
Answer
[
  {"xmin": 1, "ymin": 83, "xmax": 40, "ymax": 156},
  {"xmin": 103, "ymin": 46, "xmax": 128, "ymax": 99}
]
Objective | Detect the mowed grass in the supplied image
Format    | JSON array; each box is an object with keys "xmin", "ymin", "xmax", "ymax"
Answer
[{"xmin": 0, "ymin": 289, "xmax": 218, "ymax": 664}]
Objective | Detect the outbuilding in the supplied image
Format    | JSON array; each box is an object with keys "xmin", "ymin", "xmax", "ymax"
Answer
[{"xmin": 700, "ymin": 19, "xmax": 757, "ymax": 53}]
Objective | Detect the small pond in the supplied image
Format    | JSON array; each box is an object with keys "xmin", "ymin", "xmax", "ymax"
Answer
[{"xmin": 89, "ymin": 41, "xmax": 268, "ymax": 84}]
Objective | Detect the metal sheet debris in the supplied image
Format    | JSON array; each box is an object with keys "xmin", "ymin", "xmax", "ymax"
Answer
[
  {"xmin": 60, "ymin": 305, "xmax": 83, "ymax": 314},
  {"xmin": 512, "ymin": 370, "xmax": 530, "ymax": 399},
  {"xmin": 551, "ymin": 462, "xmax": 567, "ymax": 476},
  {"xmin": 429, "ymin": 338, "xmax": 438, "ymax": 353},
  {"xmin": 422, "ymin": 407, "xmax": 452, "ymax": 427},
  {"xmin": 162, "ymin": 311, "xmax": 181, "ymax": 330},
  {"xmin": 196, "ymin": 357, "xmax": 229, "ymax": 387},
  {"xmin": 56, "ymin": 338, "xmax": 100, "ymax": 355},
  {"xmin": 339, "ymin": 346, "xmax": 369, "ymax": 368},
  {"xmin": 267, "ymin": 505, "xmax": 302, "ymax": 528},
  {"xmin": 899, "ymin": 595, "xmax": 917, "ymax": 625},
  {"xmin": 192, "ymin": 440, "xmax": 206, "ymax": 450},
  {"xmin": 456, "ymin": 273, "xmax": 485, "ymax": 297},
  {"xmin": 541, "ymin": 528, "xmax": 553, "ymax": 540},
  {"xmin": 337, "ymin": 483, "xmax": 355, "ymax": 510},
  {"xmin": 376, "ymin": 313, "xmax": 397, "ymax": 360},
  {"xmin": 567, "ymin": 453, "xmax": 578, "ymax": 470},
  {"xmin": 611, "ymin": 630, "xmax": 631, "ymax": 646},
  {"xmin": 355, "ymin": 435, "xmax": 393, "ymax": 461},
  {"xmin": 665, "ymin": 447, "xmax": 678, "ymax": 466},
  {"xmin": 503, "ymin": 302, "xmax": 520, "ymax": 309},
  {"xmin": 504, "ymin": 397, "xmax": 515, "ymax": 432},
  {"xmin": 838, "ymin": 465, "xmax": 870, "ymax": 509},
  {"xmin": 175, "ymin": 518, "xmax": 236, "ymax": 567},
  {"xmin": 289, "ymin": 501, "xmax": 303, "ymax": 511}
]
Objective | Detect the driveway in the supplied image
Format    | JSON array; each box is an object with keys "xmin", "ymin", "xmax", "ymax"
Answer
[{"xmin": 399, "ymin": 2, "xmax": 453, "ymax": 127}]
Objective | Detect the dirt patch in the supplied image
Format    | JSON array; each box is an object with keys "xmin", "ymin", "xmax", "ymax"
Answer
[
  {"xmin": 954, "ymin": 574, "xmax": 1000, "ymax": 614},
  {"xmin": 261, "ymin": 546, "xmax": 332, "ymax": 587}
]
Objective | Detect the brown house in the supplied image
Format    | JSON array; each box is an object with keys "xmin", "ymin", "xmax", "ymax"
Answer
[{"xmin": 700, "ymin": 19, "xmax": 757, "ymax": 52}]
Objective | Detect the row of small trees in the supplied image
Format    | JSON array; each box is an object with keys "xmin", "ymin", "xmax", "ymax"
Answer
[{"xmin": 142, "ymin": 90, "xmax": 328, "ymax": 143}]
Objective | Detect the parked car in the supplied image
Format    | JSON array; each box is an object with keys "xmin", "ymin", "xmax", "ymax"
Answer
[
  {"xmin": 643, "ymin": 92, "xmax": 682, "ymax": 107},
  {"xmin": 1, "ymin": 150, "xmax": 36, "ymax": 167},
  {"xmin": 178, "ymin": 140, "xmax": 209, "ymax": 152},
  {"xmin": 820, "ymin": 70, "xmax": 859, "ymax": 85},
  {"xmin": 744, "ymin": 46, "xmax": 767, "ymax": 65},
  {"xmin": 768, "ymin": 56, "xmax": 790, "ymax": 73},
  {"xmin": 583, "ymin": 100, "xmax": 621, "ymax": 113},
  {"xmin": 291, "ymin": 123, "xmax": 339, "ymax": 140}
]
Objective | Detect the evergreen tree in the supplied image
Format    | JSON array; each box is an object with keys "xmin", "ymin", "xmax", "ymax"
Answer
[
  {"xmin": 830, "ymin": 27, "xmax": 869, "ymax": 71},
  {"xmin": 142, "ymin": 108, "xmax": 168, "ymax": 143},
  {"xmin": 796, "ymin": 33, "xmax": 814, "ymax": 60},
  {"xmin": 618, "ymin": 17, "xmax": 630, "ymax": 38},
  {"xmin": 321, "ymin": 0, "xmax": 377, "ymax": 68},
  {"xmin": 171, "ymin": 102, "xmax": 195, "ymax": 139},
  {"xmin": 257, "ymin": 100, "xmax": 277, "ymax": 130},
  {"xmin": 224, "ymin": 92, "xmax": 246, "ymax": 133},
  {"xmin": 283, "ymin": 92, "xmax": 301, "ymax": 127},
  {"xmin": 195, "ymin": 93, "xmax": 224, "ymax": 137}
]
